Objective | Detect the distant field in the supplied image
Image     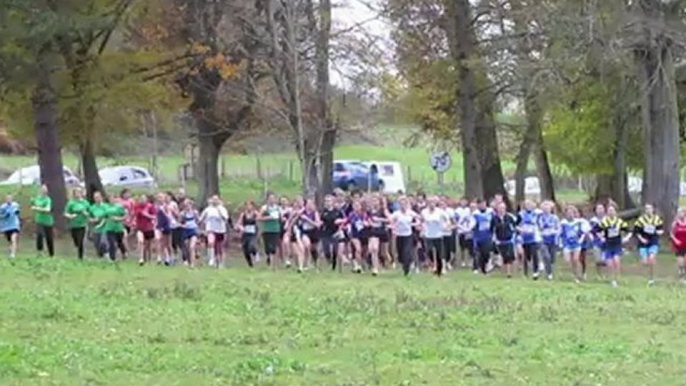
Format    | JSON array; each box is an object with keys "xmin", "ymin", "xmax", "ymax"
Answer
[{"xmin": 1, "ymin": 255, "xmax": 686, "ymax": 386}]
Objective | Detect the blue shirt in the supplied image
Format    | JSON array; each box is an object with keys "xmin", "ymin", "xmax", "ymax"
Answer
[
  {"xmin": 518, "ymin": 209, "xmax": 542, "ymax": 244},
  {"xmin": 560, "ymin": 218, "xmax": 583, "ymax": 249},
  {"xmin": 0, "ymin": 202, "xmax": 20, "ymax": 232},
  {"xmin": 473, "ymin": 209, "xmax": 494, "ymax": 243},
  {"xmin": 539, "ymin": 213, "xmax": 560, "ymax": 245}
]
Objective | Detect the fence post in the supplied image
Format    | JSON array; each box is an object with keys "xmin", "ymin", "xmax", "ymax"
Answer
[{"xmin": 289, "ymin": 161, "xmax": 294, "ymax": 182}]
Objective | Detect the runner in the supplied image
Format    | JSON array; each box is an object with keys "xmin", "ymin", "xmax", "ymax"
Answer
[
  {"xmin": 367, "ymin": 196, "xmax": 389, "ymax": 276},
  {"xmin": 259, "ymin": 193, "xmax": 282, "ymax": 268},
  {"xmin": 280, "ymin": 197, "xmax": 293, "ymax": 269},
  {"xmin": 633, "ymin": 204, "xmax": 664, "ymax": 286},
  {"xmin": 155, "ymin": 193, "xmax": 173, "ymax": 265},
  {"xmin": 491, "ymin": 202, "xmax": 517, "ymax": 278},
  {"xmin": 105, "ymin": 196, "xmax": 128, "ymax": 261},
  {"xmin": 0, "ymin": 194, "xmax": 20, "ymax": 259},
  {"xmin": 120, "ymin": 189, "xmax": 136, "ymax": 252},
  {"xmin": 670, "ymin": 207, "xmax": 686, "ymax": 282},
  {"xmin": 199, "ymin": 195, "xmax": 230, "ymax": 268},
  {"xmin": 179, "ymin": 198, "xmax": 200, "ymax": 268},
  {"xmin": 560, "ymin": 205, "xmax": 584, "ymax": 282},
  {"xmin": 379, "ymin": 195, "xmax": 393, "ymax": 268},
  {"xmin": 439, "ymin": 198, "xmax": 456, "ymax": 271},
  {"xmin": 390, "ymin": 196, "xmax": 420, "ymax": 276},
  {"xmin": 285, "ymin": 196, "xmax": 306, "ymax": 273},
  {"xmin": 300, "ymin": 199, "xmax": 322, "ymax": 269},
  {"xmin": 64, "ymin": 187, "xmax": 90, "ymax": 260},
  {"xmin": 236, "ymin": 200, "xmax": 259, "ymax": 268},
  {"xmin": 346, "ymin": 200, "xmax": 369, "ymax": 274},
  {"xmin": 167, "ymin": 193, "xmax": 182, "ymax": 263},
  {"xmin": 320, "ymin": 194, "xmax": 346, "ymax": 270},
  {"xmin": 421, "ymin": 196, "xmax": 449, "ymax": 276},
  {"xmin": 456, "ymin": 200, "xmax": 476, "ymax": 270},
  {"xmin": 517, "ymin": 200, "xmax": 543, "ymax": 279},
  {"xmin": 473, "ymin": 199, "xmax": 495, "ymax": 275},
  {"xmin": 589, "ymin": 204, "xmax": 607, "ymax": 275},
  {"xmin": 539, "ymin": 201, "xmax": 560, "ymax": 280},
  {"xmin": 596, "ymin": 204, "xmax": 631, "ymax": 287},
  {"xmin": 89, "ymin": 191, "xmax": 109, "ymax": 258},
  {"xmin": 134, "ymin": 194, "xmax": 157, "ymax": 266},
  {"xmin": 30, "ymin": 184, "xmax": 54, "ymax": 257}
]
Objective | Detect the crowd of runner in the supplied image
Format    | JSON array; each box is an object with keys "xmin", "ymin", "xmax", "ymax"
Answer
[{"xmin": 3, "ymin": 184, "xmax": 686, "ymax": 287}]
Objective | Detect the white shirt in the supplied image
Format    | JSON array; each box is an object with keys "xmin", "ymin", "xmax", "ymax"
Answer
[
  {"xmin": 422, "ymin": 208, "xmax": 446, "ymax": 239},
  {"xmin": 392, "ymin": 210, "xmax": 417, "ymax": 237},
  {"xmin": 442, "ymin": 207, "xmax": 455, "ymax": 236},
  {"xmin": 202, "ymin": 205, "xmax": 229, "ymax": 233}
]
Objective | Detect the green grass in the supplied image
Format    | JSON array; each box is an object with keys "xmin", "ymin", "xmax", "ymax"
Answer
[{"xmin": 2, "ymin": 253, "xmax": 686, "ymax": 385}]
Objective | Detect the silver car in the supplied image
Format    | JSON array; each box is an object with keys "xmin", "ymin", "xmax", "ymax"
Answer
[
  {"xmin": 99, "ymin": 166, "xmax": 156, "ymax": 189},
  {"xmin": 0, "ymin": 165, "xmax": 81, "ymax": 186}
]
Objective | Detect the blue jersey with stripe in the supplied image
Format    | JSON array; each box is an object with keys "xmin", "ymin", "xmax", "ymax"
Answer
[
  {"xmin": 560, "ymin": 219, "xmax": 583, "ymax": 249},
  {"xmin": 472, "ymin": 209, "xmax": 494, "ymax": 243},
  {"xmin": 518, "ymin": 209, "xmax": 542, "ymax": 244},
  {"xmin": 539, "ymin": 213, "xmax": 560, "ymax": 245},
  {"xmin": 0, "ymin": 201, "xmax": 20, "ymax": 232}
]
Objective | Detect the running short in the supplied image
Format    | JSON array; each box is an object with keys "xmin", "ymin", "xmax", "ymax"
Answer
[
  {"xmin": 458, "ymin": 234, "xmax": 472, "ymax": 251},
  {"xmin": 3, "ymin": 229, "xmax": 19, "ymax": 242},
  {"xmin": 139, "ymin": 230, "xmax": 155, "ymax": 241},
  {"xmin": 676, "ymin": 248, "xmax": 686, "ymax": 257},
  {"xmin": 443, "ymin": 234, "xmax": 456, "ymax": 254},
  {"xmin": 303, "ymin": 229, "xmax": 320, "ymax": 244},
  {"xmin": 603, "ymin": 245, "xmax": 622, "ymax": 260},
  {"xmin": 562, "ymin": 246, "xmax": 581, "ymax": 255},
  {"xmin": 639, "ymin": 245, "xmax": 659, "ymax": 259},
  {"xmin": 262, "ymin": 232, "xmax": 280, "ymax": 255},
  {"xmin": 371, "ymin": 228, "xmax": 389, "ymax": 243},
  {"xmin": 182, "ymin": 229, "xmax": 198, "ymax": 240},
  {"xmin": 497, "ymin": 243, "xmax": 515, "ymax": 264},
  {"xmin": 124, "ymin": 225, "xmax": 131, "ymax": 234}
]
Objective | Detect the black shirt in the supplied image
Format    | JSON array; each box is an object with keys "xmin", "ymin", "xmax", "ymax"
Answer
[
  {"xmin": 321, "ymin": 208, "xmax": 345, "ymax": 236},
  {"xmin": 491, "ymin": 213, "xmax": 517, "ymax": 243}
]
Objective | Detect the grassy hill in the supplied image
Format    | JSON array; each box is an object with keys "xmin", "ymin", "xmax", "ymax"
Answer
[{"xmin": 1, "ymin": 256, "xmax": 685, "ymax": 385}]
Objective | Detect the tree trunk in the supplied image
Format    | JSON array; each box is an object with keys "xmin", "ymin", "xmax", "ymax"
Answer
[
  {"xmin": 32, "ymin": 46, "xmax": 67, "ymax": 231},
  {"xmin": 610, "ymin": 112, "xmax": 634, "ymax": 209},
  {"xmin": 315, "ymin": 0, "xmax": 334, "ymax": 204},
  {"xmin": 477, "ymin": 106, "xmax": 509, "ymax": 204},
  {"xmin": 81, "ymin": 136, "xmax": 104, "ymax": 201},
  {"xmin": 513, "ymin": 135, "xmax": 532, "ymax": 205},
  {"xmin": 532, "ymin": 133, "xmax": 556, "ymax": 202},
  {"xmin": 634, "ymin": 0, "xmax": 681, "ymax": 227},
  {"xmin": 197, "ymin": 134, "xmax": 221, "ymax": 206},
  {"xmin": 445, "ymin": 0, "xmax": 483, "ymax": 199}
]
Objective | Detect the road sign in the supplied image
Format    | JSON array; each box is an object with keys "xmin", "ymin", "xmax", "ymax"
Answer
[{"xmin": 430, "ymin": 152, "xmax": 452, "ymax": 173}]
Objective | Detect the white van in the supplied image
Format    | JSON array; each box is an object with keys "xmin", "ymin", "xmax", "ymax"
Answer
[{"xmin": 365, "ymin": 161, "xmax": 406, "ymax": 194}]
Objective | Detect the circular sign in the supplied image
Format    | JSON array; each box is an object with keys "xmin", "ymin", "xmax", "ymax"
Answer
[{"xmin": 430, "ymin": 152, "xmax": 452, "ymax": 173}]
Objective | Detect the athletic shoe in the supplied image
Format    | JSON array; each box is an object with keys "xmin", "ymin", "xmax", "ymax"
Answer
[
  {"xmin": 611, "ymin": 280, "xmax": 618, "ymax": 288},
  {"xmin": 371, "ymin": 269, "xmax": 379, "ymax": 276},
  {"xmin": 648, "ymin": 280, "xmax": 655, "ymax": 287},
  {"xmin": 138, "ymin": 258, "xmax": 145, "ymax": 266},
  {"xmin": 254, "ymin": 253, "xmax": 261, "ymax": 263},
  {"xmin": 208, "ymin": 259, "xmax": 216, "ymax": 267},
  {"xmin": 285, "ymin": 260, "xmax": 292, "ymax": 269},
  {"xmin": 547, "ymin": 274, "xmax": 553, "ymax": 281},
  {"xmin": 473, "ymin": 269, "xmax": 480, "ymax": 275},
  {"xmin": 533, "ymin": 272, "xmax": 540, "ymax": 280}
]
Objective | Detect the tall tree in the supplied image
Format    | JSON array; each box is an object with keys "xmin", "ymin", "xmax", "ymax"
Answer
[{"xmin": 631, "ymin": 0, "xmax": 683, "ymax": 225}]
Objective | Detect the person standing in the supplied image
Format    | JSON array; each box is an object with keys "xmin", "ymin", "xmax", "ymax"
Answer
[
  {"xmin": 64, "ymin": 188, "xmax": 90, "ymax": 260},
  {"xmin": 31, "ymin": 184, "xmax": 54, "ymax": 257},
  {"xmin": 179, "ymin": 198, "xmax": 200, "ymax": 268},
  {"xmin": 633, "ymin": 204, "xmax": 664, "ymax": 286},
  {"xmin": 200, "ymin": 195, "xmax": 230, "ymax": 268},
  {"xmin": 517, "ymin": 200, "xmax": 543, "ymax": 279},
  {"xmin": 134, "ymin": 194, "xmax": 157, "ymax": 266},
  {"xmin": 0, "ymin": 194, "xmax": 21, "ymax": 259},
  {"xmin": 105, "ymin": 197, "xmax": 128, "ymax": 261},
  {"xmin": 491, "ymin": 202, "xmax": 517, "ymax": 278},
  {"xmin": 472, "ymin": 199, "xmax": 495, "ymax": 275}
]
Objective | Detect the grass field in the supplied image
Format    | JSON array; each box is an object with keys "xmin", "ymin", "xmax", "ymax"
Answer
[{"xmin": 2, "ymin": 253, "xmax": 686, "ymax": 386}]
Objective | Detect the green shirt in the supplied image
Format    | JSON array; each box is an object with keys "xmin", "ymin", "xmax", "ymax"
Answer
[
  {"xmin": 105, "ymin": 203, "xmax": 126, "ymax": 233},
  {"xmin": 89, "ymin": 203, "xmax": 108, "ymax": 234},
  {"xmin": 261, "ymin": 205, "xmax": 281, "ymax": 234},
  {"xmin": 65, "ymin": 199, "xmax": 90, "ymax": 229},
  {"xmin": 31, "ymin": 195, "xmax": 53, "ymax": 226}
]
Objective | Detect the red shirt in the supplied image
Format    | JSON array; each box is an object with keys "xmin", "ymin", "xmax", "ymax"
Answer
[
  {"xmin": 121, "ymin": 198, "xmax": 136, "ymax": 227},
  {"xmin": 673, "ymin": 220, "xmax": 686, "ymax": 251},
  {"xmin": 135, "ymin": 202, "xmax": 157, "ymax": 232}
]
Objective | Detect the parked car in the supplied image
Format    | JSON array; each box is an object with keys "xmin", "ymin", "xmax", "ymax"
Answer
[
  {"xmin": 99, "ymin": 166, "xmax": 155, "ymax": 188},
  {"xmin": 333, "ymin": 160, "xmax": 384, "ymax": 191},
  {"xmin": 364, "ymin": 161, "xmax": 405, "ymax": 194},
  {"xmin": 0, "ymin": 165, "xmax": 81, "ymax": 186}
]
